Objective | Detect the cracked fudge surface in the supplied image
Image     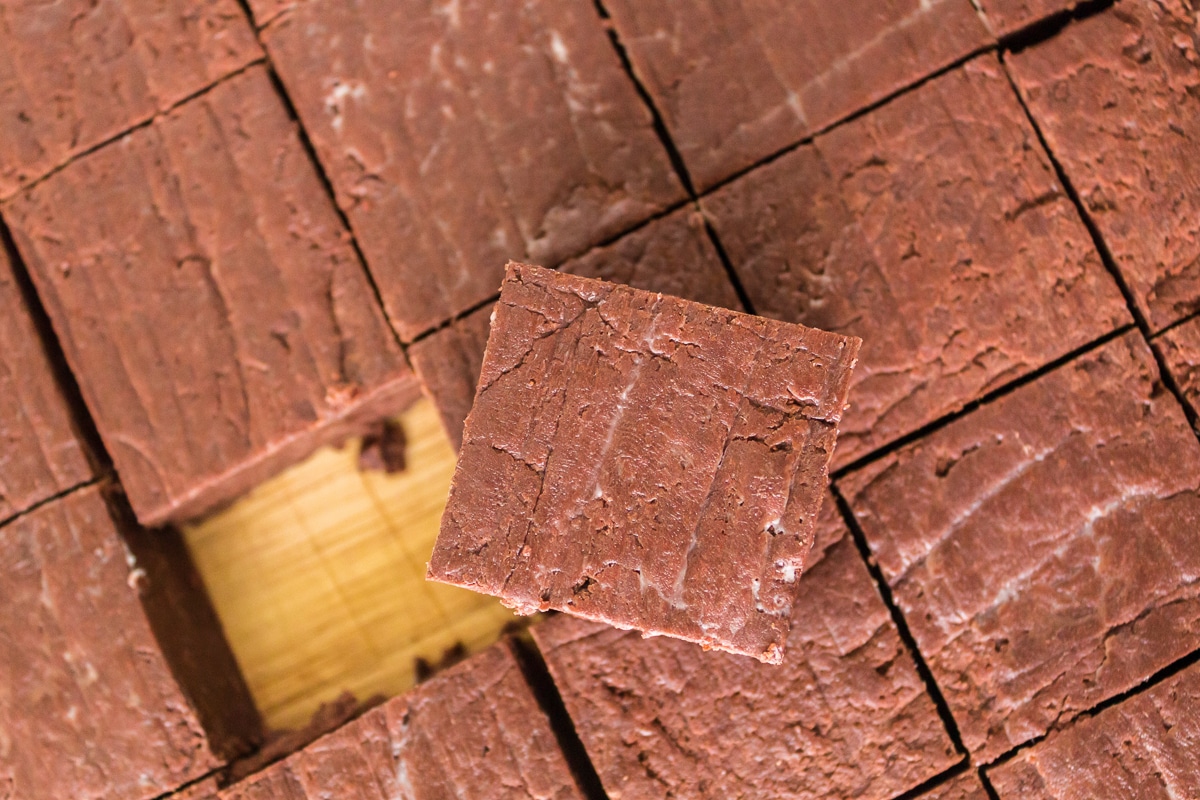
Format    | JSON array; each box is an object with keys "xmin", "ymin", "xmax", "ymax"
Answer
[
  {"xmin": 262, "ymin": 0, "xmax": 683, "ymax": 341},
  {"xmin": 1156, "ymin": 316, "xmax": 1200, "ymax": 419},
  {"xmin": 220, "ymin": 640, "xmax": 585, "ymax": 800},
  {"xmin": 6, "ymin": 66, "xmax": 415, "ymax": 527},
  {"xmin": 529, "ymin": 502, "xmax": 957, "ymax": 800},
  {"xmin": 990, "ymin": 662, "xmax": 1200, "ymax": 798},
  {"xmin": 976, "ymin": 0, "xmax": 1078, "ymax": 36},
  {"xmin": 1008, "ymin": 0, "xmax": 1200, "ymax": 331},
  {"xmin": 919, "ymin": 772, "xmax": 990, "ymax": 800},
  {"xmin": 428, "ymin": 263, "xmax": 860, "ymax": 663},
  {"xmin": 842, "ymin": 332, "xmax": 1200, "ymax": 762}
]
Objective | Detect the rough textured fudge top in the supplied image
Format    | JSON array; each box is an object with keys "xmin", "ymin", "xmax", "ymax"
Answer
[
  {"xmin": 976, "ymin": 0, "xmax": 1077, "ymax": 36},
  {"xmin": 7, "ymin": 66, "xmax": 414, "ymax": 526},
  {"xmin": 842, "ymin": 332, "xmax": 1200, "ymax": 762},
  {"xmin": 0, "ymin": 487, "xmax": 259, "ymax": 800},
  {"xmin": 220, "ymin": 640, "xmax": 585, "ymax": 800},
  {"xmin": 0, "ymin": 243, "xmax": 92, "ymax": 521},
  {"xmin": 1156, "ymin": 316, "xmax": 1200, "ymax": 419},
  {"xmin": 602, "ymin": 0, "xmax": 990, "ymax": 189},
  {"xmin": 409, "ymin": 207, "xmax": 740, "ymax": 450},
  {"xmin": 989, "ymin": 662, "xmax": 1200, "ymax": 798},
  {"xmin": 919, "ymin": 772, "xmax": 991, "ymax": 800},
  {"xmin": 0, "ymin": 0, "xmax": 261, "ymax": 197},
  {"xmin": 262, "ymin": 0, "xmax": 683, "ymax": 340},
  {"xmin": 1008, "ymin": 0, "xmax": 1200, "ymax": 331},
  {"xmin": 530, "ymin": 510, "xmax": 957, "ymax": 800},
  {"xmin": 430, "ymin": 263, "xmax": 860, "ymax": 663},
  {"xmin": 704, "ymin": 56, "xmax": 1129, "ymax": 467}
]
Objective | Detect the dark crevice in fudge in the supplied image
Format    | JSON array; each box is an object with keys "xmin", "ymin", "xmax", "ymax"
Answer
[
  {"xmin": 998, "ymin": 0, "xmax": 1116, "ymax": 55},
  {"xmin": 509, "ymin": 631, "xmax": 611, "ymax": 800},
  {"xmin": 149, "ymin": 771, "xmax": 223, "ymax": 800},
  {"xmin": 831, "ymin": 488, "xmax": 970, "ymax": 759},
  {"xmin": 979, "ymin": 769, "xmax": 1004, "ymax": 800},
  {"xmin": 1156, "ymin": 310, "xmax": 1200, "ymax": 341},
  {"xmin": 409, "ymin": 290, "xmax": 503, "ymax": 348},
  {"xmin": 888, "ymin": 760, "xmax": 974, "ymax": 800}
]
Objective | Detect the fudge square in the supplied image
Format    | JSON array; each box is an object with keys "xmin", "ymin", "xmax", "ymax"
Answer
[
  {"xmin": 220, "ymin": 640, "xmax": 586, "ymax": 800},
  {"xmin": 429, "ymin": 263, "xmax": 860, "ymax": 663},
  {"xmin": 1155, "ymin": 315, "xmax": 1200, "ymax": 419},
  {"xmin": 841, "ymin": 331, "xmax": 1200, "ymax": 762},
  {"xmin": 529, "ymin": 502, "xmax": 958, "ymax": 800}
]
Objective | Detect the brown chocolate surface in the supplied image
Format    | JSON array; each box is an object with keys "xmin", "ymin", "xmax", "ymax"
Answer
[
  {"xmin": 977, "ymin": 0, "xmax": 1077, "ymax": 36},
  {"xmin": 7, "ymin": 66, "xmax": 414, "ymax": 526},
  {"xmin": 262, "ymin": 0, "xmax": 683, "ymax": 341},
  {"xmin": 1155, "ymin": 316, "xmax": 1200, "ymax": 419},
  {"xmin": 841, "ymin": 332, "xmax": 1200, "ymax": 761},
  {"xmin": 919, "ymin": 772, "xmax": 991, "ymax": 800},
  {"xmin": 704, "ymin": 55, "xmax": 1130, "ymax": 468},
  {"xmin": 530, "ymin": 512, "xmax": 958, "ymax": 800},
  {"xmin": 1008, "ymin": 0, "xmax": 1200, "ymax": 331},
  {"xmin": 988, "ymin": 662, "xmax": 1200, "ymax": 798},
  {"xmin": 430, "ymin": 263, "xmax": 859, "ymax": 663},
  {"xmin": 0, "ymin": 238, "xmax": 92, "ymax": 521},
  {"xmin": 603, "ymin": 0, "xmax": 990, "ymax": 190},
  {"xmin": 0, "ymin": 486, "xmax": 260, "ymax": 800},
  {"xmin": 0, "ymin": 0, "xmax": 261, "ymax": 198},
  {"xmin": 172, "ymin": 778, "xmax": 220, "ymax": 800},
  {"xmin": 409, "ymin": 207, "xmax": 741, "ymax": 450},
  {"xmin": 220, "ymin": 640, "xmax": 584, "ymax": 800}
]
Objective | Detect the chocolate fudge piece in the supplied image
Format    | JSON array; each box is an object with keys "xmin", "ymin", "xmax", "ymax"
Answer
[
  {"xmin": 841, "ymin": 332, "xmax": 1200, "ymax": 762},
  {"xmin": 704, "ymin": 55, "xmax": 1130, "ymax": 467},
  {"xmin": 1008, "ymin": 0, "xmax": 1200, "ymax": 331},
  {"xmin": 172, "ymin": 779, "xmax": 219, "ymax": 800},
  {"xmin": 220, "ymin": 640, "xmax": 585, "ymax": 800},
  {"xmin": 1155, "ymin": 316, "xmax": 1200, "ymax": 419},
  {"xmin": 530, "ymin": 511, "xmax": 958, "ymax": 800},
  {"xmin": 7, "ymin": 66, "xmax": 414, "ymax": 526},
  {"xmin": 602, "ymin": 0, "xmax": 991, "ymax": 190},
  {"xmin": 0, "ymin": 486, "xmax": 260, "ymax": 800},
  {"xmin": 976, "ymin": 0, "xmax": 1077, "ymax": 36},
  {"xmin": 430, "ymin": 263, "xmax": 859, "ymax": 663},
  {"xmin": 920, "ymin": 772, "xmax": 990, "ymax": 800},
  {"xmin": 990, "ymin": 662, "xmax": 1200, "ymax": 798},
  {"xmin": 0, "ymin": 0, "xmax": 261, "ymax": 197},
  {"xmin": 409, "ymin": 208, "xmax": 740, "ymax": 450},
  {"xmin": 0, "ymin": 239, "xmax": 92, "ymax": 520},
  {"xmin": 261, "ymin": 0, "xmax": 684, "ymax": 341}
]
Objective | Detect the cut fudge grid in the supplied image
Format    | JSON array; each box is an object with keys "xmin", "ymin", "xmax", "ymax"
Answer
[
  {"xmin": 1008, "ymin": 0, "xmax": 1200, "ymax": 331},
  {"xmin": 409, "ymin": 207, "xmax": 741, "ymax": 450},
  {"xmin": 602, "ymin": 0, "xmax": 991, "ymax": 190},
  {"xmin": 0, "ymin": 240, "xmax": 92, "ymax": 521},
  {"xmin": 6, "ymin": 65, "xmax": 417, "ymax": 527},
  {"xmin": 976, "ymin": 0, "xmax": 1078, "ymax": 37},
  {"xmin": 219, "ymin": 640, "xmax": 586, "ymax": 800},
  {"xmin": 529, "ymin": 503, "xmax": 958, "ymax": 800},
  {"xmin": 841, "ymin": 331, "xmax": 1200, "ymax": 762},
  {"xmin": 704, "ymin": 54, "xmax": 1130, "ymax": 468},
  {"xmin": 261, "ymin": 0, "xmax": 684, "ymax": 341},
  {"xmin": 989, "ymin": 661, "xmax": 1200, "ymax": 798},
  {"xmin": 918, "ymin": 772, "xmax": 991, "ymax": 800},
  {"xmin": 429, "ymin": 263, "xmax": 860, "ymax": 663},
  {"xmin": 1155, "ymin": 315, "xmax": 1200, "ymax": 419},
  {"xmin": 0, "ymin": 486, "xmax": 260, "ymax": 800},
  {"xmin": 0, "ymin": 0, "xmax": 261, "ymax": 198}
]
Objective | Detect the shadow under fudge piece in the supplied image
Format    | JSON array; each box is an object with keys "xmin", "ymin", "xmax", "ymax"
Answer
[
  {"xmin": 989, "ymin": 661, "xmax": 1200, "ymax": 798},
  {"xmin": 220, "ymin": 639, "xmax": 586, "ymax": 800},
  {"xmin": 0, "ymin": 485, "xmax": 261, "ymax": 800},
  {"xmin": 842, "ymin": 331, "xmax": 1200, "ymax": 762},
  {"xmin": 0, "ymin": 0, "xmax": 261, "ymax": 198},
  {"xmin": 1007, "ymin": 0, "xmax": 1200, "ymax": 332},
  {"xmin": 429, "ymin": 263, "xmax": 860, "ymax": 664},
  {"xmin": 261, "ymin": 0, "xmax": 684, "ymax": 341},
  {"xmin": 602, "ymin": 0, "xmax": 991, "ymax": 190},
  {"xmin": 530, "ymin": 527, "xmax": 958, "ymax": 800},
  {"xmin": 409, "ymin": 207, "xmax": 741, "ymax": 451},
  {"xmin": 6, "ymin": 65, "xmax": 416, "ymax": 527}
]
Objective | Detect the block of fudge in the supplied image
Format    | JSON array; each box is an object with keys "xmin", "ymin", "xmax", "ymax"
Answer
[
  {"xmin": 1008, "ymin": 0, "xmax": 1200, "ymax": 331},
  {"xmin": 841, "ymin": 331, "xmax": 1200, "ymax": 762},
  {"xmin": 0, "ymin": 486, "xmax": 261, "ymax": 800},
  {"xmin": 0, "ymin": 0, "xmax": 261, "ymax": 198},
  {"xmin": 529, "ymin": 505, "xmax": 958, "ymax": 800},
  {"xmin": 919, "ymin": 772, "xmax": 990, "ymax": 800},
  {"xmin": 704, "ymin": 55, "xmax": 1130, "ymax": 468},
  {"xmin": 989, "ymin": 661, "xmax": 1200, "ymax": 798},
  {"xmin": 976, "ymin": 0, "xmax": 1077, "ymax": 36},
  {"xmin": 429, "ymin": 263, "xmax": 860, "ymax": 663},
  {"xmin": 7, "ymin": 65, "xmax": 415, "ymax": 526},
  {"xmin": 1155, "ymin": 316, "xmax": 1200, "ymax": 419},
  {"xmin": 602, "ymin": 0, "xmax": 991, "ymax": 190},
  {"xmin": 409, "ymin": 207, "xmax": 741, "ymax": 450},
  {"xmin": 0, "ymin": 239, "xmax": 92, "ymax": 521},
  {"xmin": 261, "ymin": 0, "xmax": 684, "ymax": 341},
  {"xmin": 219, "ymin": 640, "xmax": 585, "ymax": 800}
]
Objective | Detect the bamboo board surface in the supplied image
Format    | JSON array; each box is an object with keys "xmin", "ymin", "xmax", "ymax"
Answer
[{"xmin": 183, "ymin": 398, "xmax": 520, "ymax": 730}]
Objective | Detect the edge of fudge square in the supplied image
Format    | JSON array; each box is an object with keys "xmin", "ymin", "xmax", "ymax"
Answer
[
  {"xmin": 918, "ymin": 771, "xmax": 991, "ymax": 800},
  {"xmin": 428, "ymin": 262, "xmax": 861, "ymax": 664},
  {"xmin": 976, "ymin": 0, "xmax": 1078, "ymax": 37},
  {"xmin": 1154, "ymin": 314, "xmax": 1200, "ymax": 420},
  {"xmin": 841, "ymin": 331, "xmax": 1200, "ymax": 762}
]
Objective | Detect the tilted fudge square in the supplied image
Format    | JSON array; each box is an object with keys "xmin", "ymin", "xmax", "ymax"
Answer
[{"xmin": 429, "ymin": 263, "xmax": 860, "ymax": 663}]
